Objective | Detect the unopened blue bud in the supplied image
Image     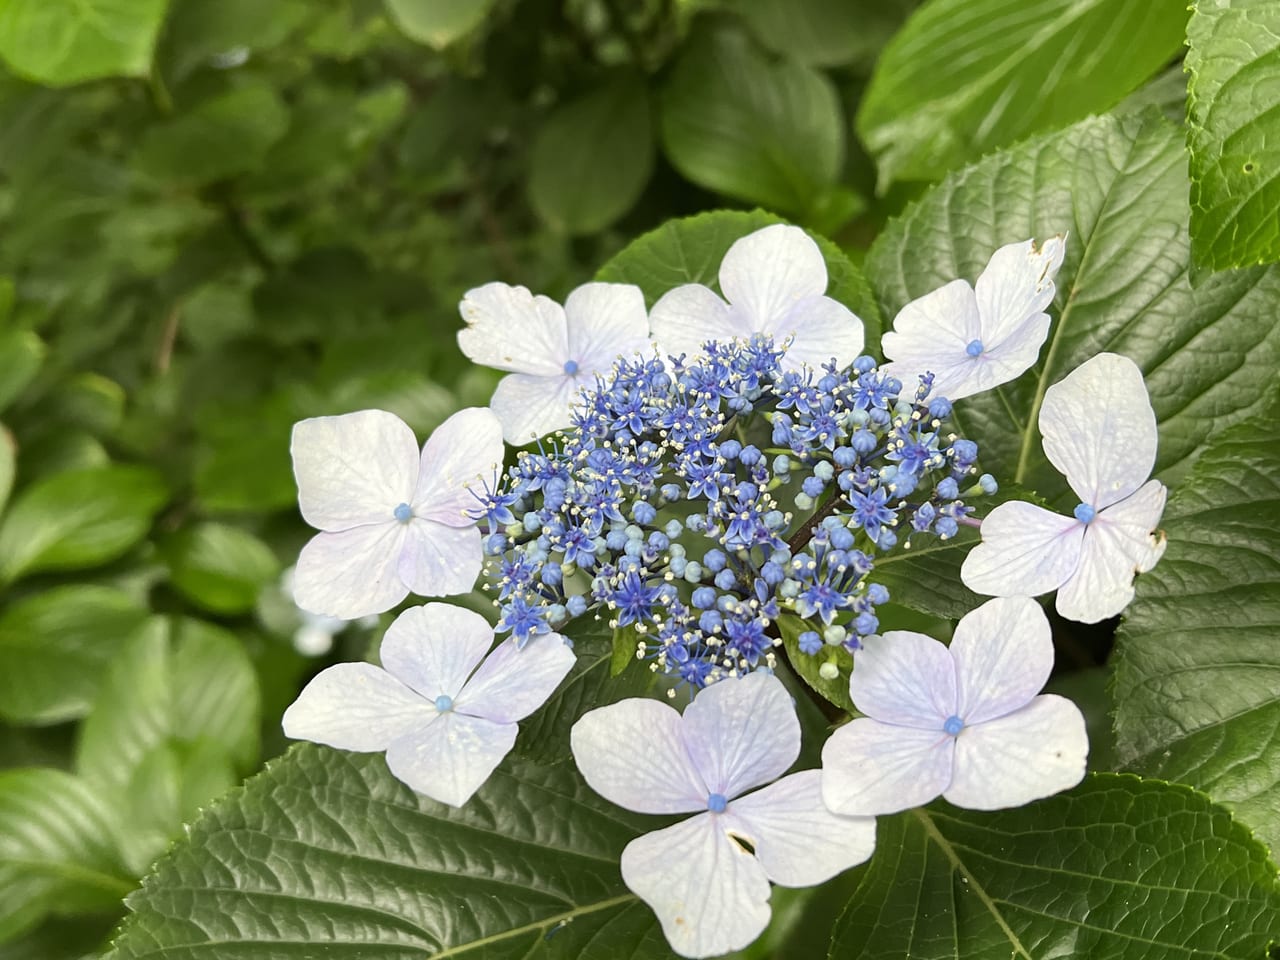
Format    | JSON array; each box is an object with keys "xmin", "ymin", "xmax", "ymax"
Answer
[
  {"xmin": 798, "ymin": 631, "xmax": 823, "ymax": 655},
  {"xmin": 703, "ymin": 549, "xmax": 727, "ymax": 572},
  {"xmin": 739, "ymin": 445, "xmax": 762, "ymax": 466},
  {"xmin": 632, "ymin": 501, "xmax": 657, "ymax": 525},
  {"xmin": 714, "ymin": 568, "xmax": 737, "ymax": 591},
  {"xmin": 929, "ymin": 397, "xmax": 952, "ymax": 418},
  {"xmin": 979, "ymin": 474, "xmax": 998, "ymax": 494},
  {"xmin": 691, "ymin": 586, "xmax": 717, "ymax": 609}
]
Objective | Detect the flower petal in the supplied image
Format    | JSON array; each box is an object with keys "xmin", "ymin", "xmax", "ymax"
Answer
[
  {"xmin": 294, "ymin": 524, "xmax": 409, "ymax": 619},
  {"xmin": 727, "ymin": 770, "xmax": 875, "ymax": 887},
  {"xmin": 944, "ymin": 694, "xmax": 1087, "ymax": 811},
  {"xmin": 291, "ymin": 410, "xmax": 419, "ymax": 531},
  {"xmin": 379, "ymin": 603, "xmax": 493, "ymax": 700},
  {"xmin": 769, "ymin": 295, "xmax": 864, "ymax": 373},
  {"xmin": 457, "ymin": 282, "xmax": 567, "ymax": 376},
  {"xmin": 563, "ymin": 282, "xmax": 653, "ymax": 372},
  {"xmin": 649, "ymin": 283, "xmax": 741, "ymax": 362},
  {"xmin": 719, "ymin": 224, "xmax": 827, "ymax": 329},
  {"xmin": 976, "ymin": 310, "xmax": 1051, "ymax": 397},
  {"xmin": 620, "ymin": 813, "xmax": 772, "ymax": 959},
  {"xmin": 571, "ymin": 698, "xmax": 708, "ymax": 813},
  {"xmin": 1039, "ymin": 352, "xmax": 1157, "ymax": 509},
  {"xmin": 456, "ymin": 633, "xmax": 576, "ymax": 723},
  {"xmin": 681, "ymin": 671, "xmax": 799, "ymax": 799},
  {"xmin": 950, "ymin": 597, "xmax": 1054, "ymax": 725},
  {"xmin": 413, "ymin": 407, "xmax": 504, "ymax": 527},
  {"xmin": 821, "ymin": 718, "xmax": 954, "ymax": 817},
  {"xmin": 973, "ymin": 237, "xmax": 1064, "ymax": 346},
  {"xmin": 397, "ymin": 519, "xmax": 482, "ymax": 598},
  {"xmin": 282, "ymin": 662, "xmax": 432, "ymax": 750},
  {"xmin": 489, "ymin": 371, "xmax": 579, "ymax": 444},
  {"xmin": 960, "ymin": 501, "xmax": 1086, "ymax": 599},
  {"xmin": 848, "ymin": 630, "xmax": 956, "ymax": 728},
  {"xmin": 882, "ymin": 279, "xmax": 979, "ymax": 364},
  {"xmin": 1056, "ymin": 479, "xmax": 1168, "ymax": 623},
  {"xmin": 385, "ymin": 711, "xmax": 516, "ymax": 807}
]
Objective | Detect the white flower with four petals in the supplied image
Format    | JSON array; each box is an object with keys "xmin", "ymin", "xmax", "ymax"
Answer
[
  {"xmin": 571, "ymin": 671, "xmax": 876, "ymax": 959},
  {"xmin": 290, "ymin": 407, "xmax": 503, "ymax": 619},
  {"xmin": 282, "ymin": 602, "xmax": 576, "ymax": 807},
  {"xmin": 961, "ymin": 352, "xmax": 1168, "ymax": 623},
  {"xmin": 821, "ymin": 596, "xmax": 1088, "ymax": 816},
  {"xmin": 880, "ymin": 236, "xmax": 1066, "ymax": 401},
  {"xmin": 649, "ymin": 224, "xmax": 865, "ymax": 372}
]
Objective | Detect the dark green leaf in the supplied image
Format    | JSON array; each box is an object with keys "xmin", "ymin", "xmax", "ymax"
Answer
[
  {"xmin": 831, "ymin": 776, "xmax": 1280, "ymax": 959},
  {"xmin": 0, "ymin": 0, "xmax": 167, "ymax": 86},
  {"xmin": 1112, "ymin": 390, "xmax": 1280, "ymax": 852},
  {"xmin": 0, "ymin": 586, "xmax": 149, "ymax": 726},
  {"xmin": 0, "ymin": 465, "xmax": 168, "ymax": 584},
  {"xmin": 735, "ymin": 0, "xmax": 915, "ymax": 69},
  {"xmin": 528, "ymin": 76, "xmax": 653, "ymax": 235},
  {"xmin": 162, "ymin": 522, "xmax": 280, "ymax": 615},
  {"xmin": 0, "ymin": 425, "xmax": 12, "ymax": 516},
  {"xmin": 384, "ymin": 0, "xmax": 496, "ymax": 48},
  {"xmin": 777, "ymin": 614, "xmax": 854, "ymax": 713},
  {"xmin": 0, "ymin": 330, "xmax": 44, "ymax": 413},
  {"xmin": 660, "ymin": 23, "xmax": 845, "ymax": 217},
  {"xmin": 1187, "ymin": 0, "xmax": 1280, "ymax": 269},
  {"xmin": 107, "ymin": 746, "xmax": 676, "ymax": 959},
  {"xmin": 158, "ymin": 0, "xmax": 311, "ymax": 80},
  {"xmin": 858, "ymin": 0, "xmax": 1188, "ymax": 186}
]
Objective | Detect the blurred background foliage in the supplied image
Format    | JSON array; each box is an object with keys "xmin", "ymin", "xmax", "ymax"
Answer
[{"xmin": 0, "ymin": 0, "xmax": 1204, "ymax": 956}]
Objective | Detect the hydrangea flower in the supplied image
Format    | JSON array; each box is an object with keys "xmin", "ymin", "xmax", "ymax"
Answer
[
  {"xmin": 961, "ymin": 352, "xmax": 1167, "ymax": 622},
  {"xmin": 458, "ymin": 281, "xmax": 651, "ymax": 442},
  {"xmin": 822, "ymin": 597, "xmax": 1087, "ymax": 815},
  {"xmin": 649, "ymin": 224, "xmax": 864, "ymax": 372},
  {"xmin": 880, "ymin": 236, "xmax": 1066, "ymax": 401},
  {"xmin": 291, "ymin": 407, "xmax": 503, "ymax": 619},
  {"xmin": 282, "ymin": 602, "xmax": 575, "ymax": 807},
  {"xmin": 571, "ymin": 672, "xmax": 876, "ymax": 958}
]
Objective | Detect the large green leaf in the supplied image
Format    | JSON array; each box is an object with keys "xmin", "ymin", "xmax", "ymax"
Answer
[
  {"xmin": 0, "ymin": 0, "xmax": 167, "ymax": 86},
  {"xmin": 107, "ymin": 746, "xmax": 677, "ymax": 959},
  {"xmin": 735, "ymin": 0, "xmax": 915, "ymax": 69},
  {"xmin": 0, "ymin": 330, "xmax": 43, "ymax": 413},
  {"xmin": 596, "ymin": 209, "xmax": 882, "ymax": 345},
  {"xmin": 528, "ymin": 76, "xmax": 653, "ymax": 235},
  {"xmin": 1112, "ymin": 391, "xmax": 1280, "ymax": 852},
  {"xmin": 1186, "ymin": 0, "xmax": 1280, "ymax": 269},
  {"xmin": 831, "ymin": 776, "xmax": 1280, "ymax": 959},
  {"xmin": 0, "ymin": 586, "xmax": 150, "ymax": 725},
  {"xmin": 385, "ymin": 0, "xmax": 496, "ymax": 49},
  {"xmin": 660, "ymin": 22, "xmax": 845, "ymax": 218},
  {"xmin": 0, "ymin": 768, "xmax": 133, "ymax": 943},
  {"xmin": 161, "ymin": 522, "xmax": 280, "ymax": 615},
  {"xmin": 864, "ymin": 111, "xmax": 1280, "ymax": 510},
  {"xmin": 858, "ymin": 0, "xmax": 1187, "ymax": 187},
  {"xmin": 0, "ymin": 465, "xmax": 168, "ymax": 583}
]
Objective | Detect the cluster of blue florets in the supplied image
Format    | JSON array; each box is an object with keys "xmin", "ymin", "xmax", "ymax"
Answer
[{"xmin": 473, "ymin": 337, "xmax": 994, "ymax": 691}]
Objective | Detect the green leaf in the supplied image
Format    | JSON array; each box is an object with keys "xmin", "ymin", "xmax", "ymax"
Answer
[
  {"xmin": 831, "ymin": 776, "xmax": 1280, "ymax": 959},
  {"xmin": 107, "ymin": 746, "xmax": 675, "ymax": 959},
  {"xmin": 0, "ymin": 425, "xmax": 13, "ymax": 516},
  {"xmin": 660, "ymin": 22, "xmax": 844, "ymax": 217},
  {"xmin": 0, "ymin": 330, "xmax": 44, "ymax": 413},
  {"xmin": 384, "ymin": 0, "xmax": 496, "ymax": 48},
  {"xmin": 0, "ymin": 768, "xmax": 133, "ymax": 943},
  {"xmin": 1187, "ymin": 0, "xmax": 1280, "ymax": 269},
  {"xmin": 0, "ymin": 586, "xmax": 150, "ymax": 726},
  {"xmin": 0, "ymin": 464, "xmax": 168, "ymax": 584},
  {"xmin": 865, "ymin": 111, "xmax": 1280, "ymax": 507},
  {"xmin": 136, "ymin": 84, "xmax": 290, "ymax": 185},
  {"xmin": 735, "ymin": 0, "xmax": 914, "ymax": 69},
  {"xmin": 596, "ymin": 209, "xmax": 883, "ymax": 345},
  {"xmin": 777, "ymin": 614, "xmax": 854, "ymax": 713},
  {"xmin": 0, "ymin": 0, "xmax": 167, "ymax": 86},
  {"xmin": 161, "ymin": 522, "xmax": 280, "ymax": 615},
  {"xmin": 858, "ymin": 0, "xmax": 1188, "ymax": 186},
  {"xmin": 528, "ymin": 76, "xmax": 653, "ymax": 235},
  {"xmin": 157, "ymin": 0, "xmax": 310, "ymax": 80},
  {"xmin": 76, "ymin": 617, "xmax": 261, "ymax": 793},
  {"xmin": 1112, "ymin": 390, "xmax": 1280, "ymax": 852}
]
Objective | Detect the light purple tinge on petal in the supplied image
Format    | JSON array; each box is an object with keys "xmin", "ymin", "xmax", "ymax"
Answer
[
  {"xmin": 563, "ymin": 282, "xmax": 653, "ymax": 373},
  {"xmin": 727, "ymin": 770, "xmax": 875, "ymax": 887},
  {"xmin": 1055, "ymin": 479, "xmax": 1168, "ymax": 624},
  {"xmin": 397, "ymin": 519, "xmax": 483, "ymax": 599},
  {"xmin": 821, "ymin": 718, "xmax": 954, "ymax": 817},
  {"xmin": 620, "ymin": 814, "xmax": 773, "ymax": 959},
  {"xmin": 291, "ymin": 410, "xmax": 419, "ymax": 531},
  {"xmin": 413, "ymin": 407, "xmax": 505, "ymax": 527},
  {"xmin": 945, "ymin": 694, "xmax": 1087, "ymax": 811},
  {"xmin": 681, "ymin": 672, "xmax": 800, "ymax": 799},
  {"xmin": 294, "ymin": 523, "xmax": 409, "ymax": 619},
  {"xmin": 489, "ymin": 371, "xmax": 580, "ymax": 444},
  {"xmin": 385, "ymin": 710, "xmax": 517, "ymax": 808},
  {"xmin": 960, "ymin": 500, "xmax": 1086, "ymax": 600},
  {"xmin": 973, "ymin": 237, "xmax": 1064, "ymax": 346},
  {"xmin": 950, "ymin": 597, "xmax": 1054, "ymax": 725},
  {"xmin": 282, "ymin": 662, "xmax": 432, "ymax": 751},
  {"xmin": 379, "ymin": 603, "xmax": 493, "ymax": 701},
  {"xmin": 1039, "ymin": 352, "xmax": 1158, "ymax": 509},
  {"xmin": 457, "ymin": 282, "xmax": 568, "ymax": 376},
  {"xmin": 768, "ymin": 294, "xmax": 864, "ymax": 373},
  {"xmin": 719, "ymin": 224, "xmax": 828, "ymax": 330},
  {"xmin": 649, "ymin": 283, "xmax": 743, "ymax": 363},
  {"xmin": 848, "ymin": 630, "xmax": 956, "ymax": 729},
  {"xmin": 570, "ymin": 698, "xmax": 708, "ymax": 814},
  {"xmin": 457, "ymin": 633, "xmax": 576, "ymax": 724}
]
